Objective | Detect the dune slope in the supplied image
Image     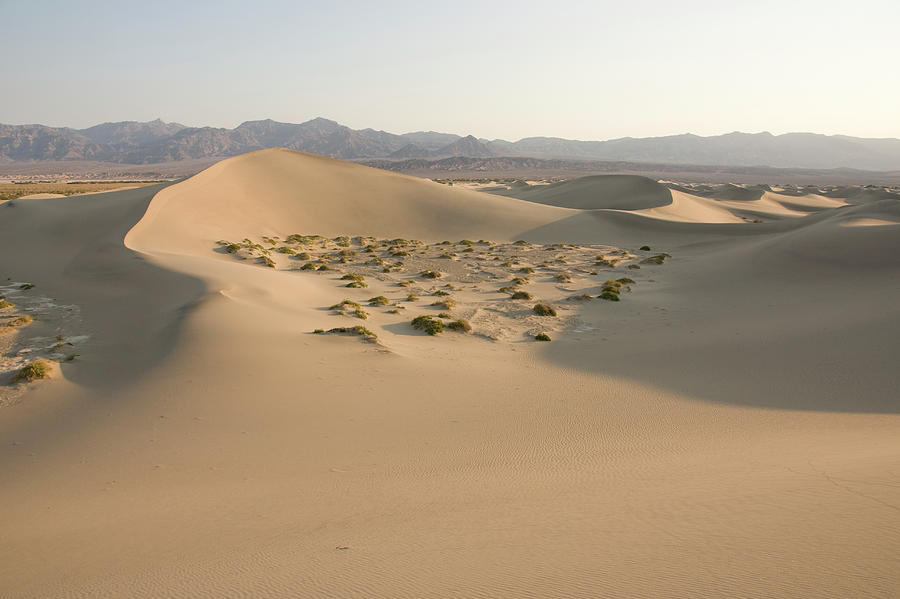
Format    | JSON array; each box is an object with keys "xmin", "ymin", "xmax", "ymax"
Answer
[{"xmin": 1, "ymin": 150, "xmax": 899, "ymax": 598}]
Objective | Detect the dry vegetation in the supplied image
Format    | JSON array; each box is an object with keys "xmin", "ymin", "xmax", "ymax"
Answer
[
  {"xmin": 0, "ymin": 181, "xmax": 160, "ymax": 202},
  {"xmin": 215, "ymin": 235, "xmax": 669, "ymax": 346}
]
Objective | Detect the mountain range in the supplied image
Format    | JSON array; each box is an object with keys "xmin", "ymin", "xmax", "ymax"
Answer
[{"xmin": 2, "ymin": 118, "xmax": 899, "ymax": 171}]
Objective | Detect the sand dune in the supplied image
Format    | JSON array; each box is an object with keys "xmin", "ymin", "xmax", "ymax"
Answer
[{"xmin": 1, "ymin": 149, "xmax": 899, "ymax": 598}]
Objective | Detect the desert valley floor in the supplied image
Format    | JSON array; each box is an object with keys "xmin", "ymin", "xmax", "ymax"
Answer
[{"xmin": 1, "ymin": 149, "xmax": 899, "ymax": 598}]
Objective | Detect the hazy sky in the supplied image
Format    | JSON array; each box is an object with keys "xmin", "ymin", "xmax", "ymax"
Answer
[{"xmin": 4, "ymin": 0, "xmax": 900, "ymax": 140}]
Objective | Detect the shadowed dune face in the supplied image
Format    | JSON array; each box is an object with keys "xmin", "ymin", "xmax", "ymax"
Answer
[{"xmin": 488, "ymin": 174, "xmax": 674, "ymax": 210}]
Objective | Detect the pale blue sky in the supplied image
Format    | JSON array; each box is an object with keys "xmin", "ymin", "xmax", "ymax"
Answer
[{"xmin": 3, "ymin": 0, "xmax": 899, "ymax": 140}]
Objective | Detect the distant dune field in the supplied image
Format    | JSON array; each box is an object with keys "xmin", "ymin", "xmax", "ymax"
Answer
[{"xmin": 1, "ymin": 149, "xmax": 898, "ymax": 598}]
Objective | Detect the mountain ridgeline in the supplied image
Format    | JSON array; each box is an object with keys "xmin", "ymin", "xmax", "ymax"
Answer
[{"xmin": 1, "ymin": 118, "xmax": 899, "ymax": 171}]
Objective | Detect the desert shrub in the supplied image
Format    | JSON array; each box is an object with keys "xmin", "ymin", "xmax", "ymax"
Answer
[
  {"xmin": 639, "ymin": 245, "xmax": 651, "ymax": 251},
  {"xmin": 420, "ymin": 270, "xmax": 441, "ymax": 279},
  {"xmin": 511, "ymin": 291, "xmax": 532, "ymax": 300},
  {"xmin": 338, "ymin": 249, "xmax": 356, "ymax": 257},
  {"xmin": 595, "ymin": 258, "xmax": 615, "ymax": 267},
  {"xmin": 260, "ymin": 255, "xmax": 276, "ymax": 268},
  {"xmin": 510, "ymin": 277, "xmax": 530, "ymax": 285},
  {"xmin": 569, "ymin": 293, "xmax": 592, "ymax": 301},
  {"xmin": 19, "ymin": 283, "xmax": 35, "ymax": 290},
  {"xmin": 519, "ymin": 267, "xmax": 535, "ymax": 274},
  {"xmin": 641, "ymin": 253, "xmax": 670, "ymax": 265},
  {"xmin": 436, "ymin": 312, "xmax": 452, "ymax": 318},
  {"xmin": 318, "ymin": 264, "xmax": 332, "ymax": 271},
  {"xmin": 6, "ymin": 315, "xmax": 33, "ymax": 327},
  {"xmin": 277, "ymin": 246, "xmax": 296, "ymax": 255},
  {"xmin": 391, "ymin": 249, "xmax": 409, "ymax": 256},
  {"xmin": 514, "ymin": 240, "xmax": 529, "ymax": 245},
  {"xmin": 438, "ymin": 240, "xmax": 452, "ymax": 245},
  {"xmin": 535, "ymin": 333, "xmax": 551, "ymax": 341},
  {"xmin": 0, "ymin": 300, "xmax": 13, "ymax": 309},
  {"xmin": 353, "ymin": 307, "xmax": 369, "ymax": 319},
  {"xmin": 447, "ymin": 318, "xmax": 472, "ymax": 332},
  {"xmin": 432, "ymin": 290, "xmax": 450, "ymax": 296},
  {"xmin": 334, "ymin": 236, "xmax": 351, "ymax": 247},
  {"xmin": 341, "ymin": 273, "xmax": 365, "ymax": 281},
  {"xmin": 462, "ymin": 247, "xmax": 474, "ymax": 253},
  {"xmin": 13, "ymin": 360, "xmax": 50, "ymax": 382},
  {"xmin": 295, "ymin": 251, "xmax": 311, "ymax": 260},
  {"xmin": 324, "ymin": 325, "xmax": 377, "ymax": 341},
  {"xmin": 616, "ymin": 277, "xmax": 635, "ymax": 284},
  {"xmin": 300, "ymin": 262, "xmax": 319, "ymax": 270},
  {"xmin": 368, "ymin": 296, "xmax": 390, "ymax": 306},
  {"xmin": 533, "ymin": 303, "xmax": 557, "ymax": 317},
  {"xmin": 367, "ymin": 257, "xmax": 386, "ymax": 266},
  {"xmin": 498, "ymin": 286, "xmax": 517, "ymax": 294},
  {"xmin": 397, "ymin": 281, "xmax": 412, "ymax": 287},
  {"xmin": 411, "ymin": 315, "xmax": 444, "ymax": 335},
  {"xmin": 314, "ymin": 328, "xmax": 325, "ymax": 334},
  {"xmin": 599, "ymin": 290, "xmax": 620, "ymax": 301},
  {"xmin": 345, "ymin": 281, "xmax": 367, "ymax": 288},
  {"xmin": 431, "ymin": 298, "xmax": 456, "ymax": 309},
  {"xmin": 406, "ymin": 293, "xmax": 420, "ymax": 301},
  {"xmin": 553, "ymin": 273, "xmax": 572, "ymax": 283},
  {"xmin": 329, "ymin": 299, "xmax": 361, "ymax": 310}
]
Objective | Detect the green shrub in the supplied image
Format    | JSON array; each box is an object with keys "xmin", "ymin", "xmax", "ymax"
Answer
[
  {"xmin": 12, "ymin": 360, "xmax": 50, "ymax": 383},
  {"xmin": 353, "ymin": 307, "xmax": 369, "ymax": 319},
  {"xmin": 641, "ymin": 253, "xmax": 670, "ymax": 265},
  {"xmin": 300, "ymin": 262, "xmax": 319, "ymax": 270},
  {"xmin": 368, "ymin": 296, "xmax": 390, "ymax": 306},
  {"xmin": 411, "ymin": 315, "xmax": 444, "ymax": 335},
  {"xmin": 318, "ymin": 264, "xmax": 332, "ymax": 271},
  {"xmin": 599, "ymin": 290, "xmax": 620, "ymax": 301},
  {"xmin": 639, "ymin": 245, "xmax": 651, "ymax": 251},
  {"xmin": 436, "ymin": 312, "xmax": 452, "ymax": 318},
  {"xmin": 341, "ymin": 273, "xmax": 365, "ymax": 281},
  {"xmin": 260, "ymin": 255, "xmax": 276, "ymax": 268},
  {"xmin": 277, "ymin": 246, "xmax": 296, "ymax": 255},
  {"xmin": 616, "ymin": 277, "xmax": 635, "ymax": 284},
  {"xmin": 533, "ymin": 304, "xmax": 557, "ymax": 317},
  {"xmin": 295, "ymin": 251, "xmax": 311, "ymax": 260},
  {"xmin": 324, "ymin": 325, "xmax": 377, "ymax": 341},
  {"xmin": 447, "ymin": 318, "xmax": 472, "ymax": 332},
  {"xmin": 6, "ymin": 315, "xmax": 33, "ymax": 328},
  {"xmin": 431, "ymin": 298, "xmax": 456, "ymax": 309},
  {"xmin": 345, "ymin": 281, "xmax": 367, "ymax": 288},
  {"xmin": 535, "ymin": 333, "xmax": 551, "ymax": 341},
  {"xmin": 329, "ymin": 299, "xmax": 361, "ymax": 310},
  {"xmin": 510, "ymin": 291, "xmax": 532, "ymax": 300},
  {"xmin": 19, "ymin": 283, "xmax": 35, "ymax": 290}
]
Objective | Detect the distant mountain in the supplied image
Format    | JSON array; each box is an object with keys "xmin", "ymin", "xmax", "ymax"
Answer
[
  {"xmin": 2, "ymin": 118, "xmax": 899, "ymax": 170},
  {"xmin": 433, "ymin": 135, "xmax": 498, "ymax": 158}
]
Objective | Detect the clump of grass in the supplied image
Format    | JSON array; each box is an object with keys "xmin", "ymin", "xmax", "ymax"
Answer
[
  {"xmin": 458, "ymin": 239, "xmax": 474, "ymax": 246},
  {"xmin": 397, "ymin": 280, "xmax": 412, "ymax": 288},
  {"xmin": 535, "ymin": 332, "xmax": 551, "ymax": 341},
  {"xmin": 340, "ymin": 273, "xmax": 365, "ymax": 282},
  {"xmin": 322, "ymin": 325, "xmax": 378, "ymax": 341},
  {"xmin": 533, "ymin": 303, "xmax": 557, "ymax": 317},
  {"xmin": 501, "ymin": 261, "xmax": 512, "ymax": 267},
  {"xmin": 432, "ymin": 290, "xmax": 450, "ymax": 296},
  {"xmin": 627, "ymin": 264, "xmax": 641, "ymax": 270},
  {"xmin": 420, "ymin": 270, "xmax": 442, "ymax": 279},
  {"xmin": 12, "ymin": 360, "xmax": 50, "ymax": 383},
  {"xmin": 519, "ymin": 267, "xmax": 535, "ymax": 274},
  {"xmin": 368, "ymin": 296, "xmax": 390, "ymax": 306},
  {"xmin": 411, "ymin": 315, "xmax": 444, "ymax": 335},
  {"xmin": 276, "ymin": 246, "xmax": 296, "ymax": 255},
  {"xmin": 436, "ymin": 312, "xmax": 452, "ymax": 318},
  {"xmin": 446, "ymin": 318, "xmax": 472, "ymax": 333},
  {"xmin": 553, "ymin": 273, "xmax": 572, "ymax": 283},
  {"xmin": 353, "ymin": 307, "xmax": 369, "ymax": 319},
  {"xmin": 345, "ymin": 281, "xmax": 367, "ymax": 288},
  {"xmin": 438, "ymin": 252, "xmax": 455, "ymax": 259},
  {"xmin": 616, "ymin": 277, "xmax": 635, "ymax": 284},
  {"xmin": 300, "ymin": 262, "xmax": 320, "ymax": 270},
  {"xmin": 599, "ymin": 290, "xmax": 620, "ymax": 301},
  {"xmin": 329, "ymin": 299, "xmax": 361, "ymax": 310},
  {"xmin": 639, "ymin": 245, "xmax": 651, "ymax": 251},
  {"xmin": 334, "ymin": 236, "xmax": 351, "ymax": 247},
  {"xmin": 431, "ymin": 298, "xmax": 456, "ymax": 309},
  {"xmin": 295, "ymin": 251, "xmax": 312, "ymax": 260},
  {"xmin": 569, "ymin": 293, "xmax": 592, "ymax": 301},
  {"xmin": 314, "ymin": 328, "xmax": 325, "ymax": 334},
  {"xmin": 641, "ymin": 253, "xmax": 671, "ymax": 265},
  {"xmin": 498, "ymin": 285, "xmax": 517, "ymax": 294},
  {"xmin": 260, "ymin": 255, "xmax": 276, "ymax": 268},
  {"xmin": 406, "ymin": 293, "xmax": 420, "ymax": 301},
  {"xmin": 6, "ymin": 315, "xmax": 33, "ymax": 328},
  {"xmin": 510, "ymin": 277, "xmax": 530, "ymax": 285},
  {"xmin": 19, "ymin": 283, "xmax": 35, "ymax": 290},
  {"xmin": 595, "ymin": 258, "xmax": 615, "ymax": 267},
  {"xmin": 318, "ymin": 264, "xmax": 332, "ymax": 271},
  {"xmin": 514, "ymin": 240, "xmax": 529, "ymax": 245},
  {"xmin": 0, "ymin": 300, "xmax": 13, "ymax": 309},
  {"xmin": 510, "ymin": 291, "xmax": 532, "ymax": 300}
]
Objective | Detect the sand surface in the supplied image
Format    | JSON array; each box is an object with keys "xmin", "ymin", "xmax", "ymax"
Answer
[{"xmin": 1, "ymin": 149, "xmax": 899, "ymax": 598}]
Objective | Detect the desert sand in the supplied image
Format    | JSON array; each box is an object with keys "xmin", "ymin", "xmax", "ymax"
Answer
[{"xmin": 1, "ymin": 148, "xmax": 899, "ymax": 598}]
